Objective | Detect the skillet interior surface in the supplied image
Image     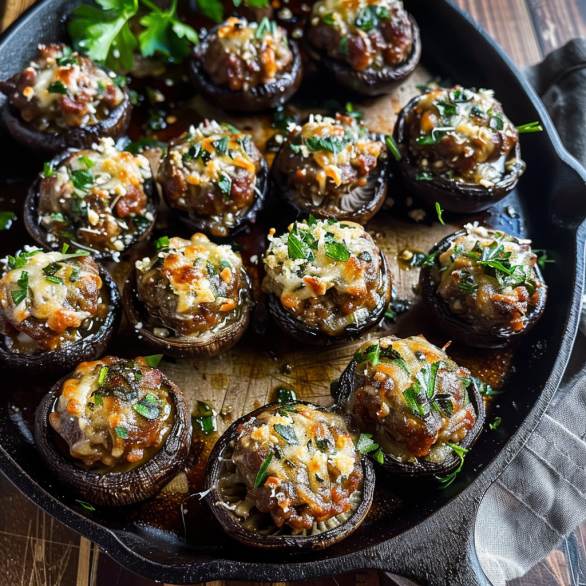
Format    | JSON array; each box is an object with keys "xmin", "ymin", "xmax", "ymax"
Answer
[{"xmin": 0, "ymin": 0, "xmax": 585, "ymax": 584}]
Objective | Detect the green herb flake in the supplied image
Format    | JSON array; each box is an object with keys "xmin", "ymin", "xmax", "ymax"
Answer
[
  {"xmin": 273, "ymin": 424, "xmax": 298, "ymax": 445},
  {"xmin": 403, "ymin": 384, "xmax": 427, "ymax": 418},
  {"xmin": 323, "ymin": 12, "xmax": 335, "ymax": 24},
  {"xmin": 373, "ymin": 448, "xmax": 384, "ymax": 464},
  {"xmin": 45, "ymin": 275, "xmax": 63, "ymax": 285},
  {"xmin": 489, "ymin": 417, "xmax": 502, "ymax": 430},
  {"xmin": 78, "ymin": 155, "xmax": 96, "ymax": 168},
  {"xmin": 385, "ymin": 135, "xmax": 402, "ymax": 161},
  {"xmin": 144, "ymin": 354, "xmax": 163, "ymax": 368},
  {"xmin": 69, "ymin": 269, "xmax": 81, "ymax": 283},
  {"xmin": 324, "ymin": 240, "xmax": 351, "ymax": 262},
  {"xmin": 114, "ymin": 426, "xmax": 129, "ymax": 439},
  {"xmin": 11, "ymin": 271, "xmax": 29, "ymax": 305},
  {"xmin": 98, "ymin": 366, "xmax": 108, "ymax": 386},
  {"xmin": 516, "ymin": 121, "xmax": 543, "ymax": 134},
  {"xmin": 363, "ymin": 343, "xmax": 381, "ymax": 367},
  {"xmin": 217, "ymin": 172, "xmax": 232, "ymax": 199},
  {"xmin": 356, "ymin": 433, "xmax": 379, "ymax": 454},
  {"xmin": 276, "ymin": 387, "xmax": 297, "ymax": 403},
  {"xmin": 338, "ymin": 37, "xmax": 349, "ymax": 55},
  {"xmin": 0, "ymin": 211, "xmax": 16, "ymax": 231},
  {"xmin": 435, "ymin": 202, "xmax": 445, "ymax": 225},
  {"xmin": 254, "ymin": 453, "xmax": 273, "ymax": 488},
  {"xmin": 155, "ymin": 236, "xmax": 170, "ymax": 250},
  {"xmin": 133, "ymin": 393, "xmax": 161, "ymax": 420},
  {"xmin": 48, "ymin": 81, "xmax": 68, "ymax": 94},
  {"xmin": 76, "ymin": 500, "xmax": 95, "ymax": 511},
  {"xmin": 416, "ymin": 171, "xmax": 433, "ymax": 181},
  {"xmin": 43, "ymin": 162, "xmax": 55, "ymax": 178},
  {"xmin": 69, "ymin": 168, "xmax": 94, "ymax": 192}
]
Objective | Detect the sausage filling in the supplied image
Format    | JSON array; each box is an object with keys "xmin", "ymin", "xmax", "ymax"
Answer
[
  {"xmin": 308, "ymin": 0, "xmax": 413, "ymax": 71},
  {"xmin": 49, "ymin": 356, "xmax": 174, "ymax": 470},
  {"xmin": 352, "ymin": 336, "xmax": 476, "ymax": 463},
  {"xmin": 432, "ymin": 224, "xmax": 542, "ymax": 334},
  {"xmin": 135, "ymin": 233, "xmax": 249, "ymax": 338},
  {"xmin": 0, "ymin": 248, "xmax": 107, "ymax": 353},
  {"xmin": 262, "ymin": 218, "xmax": 386, "ymax": 336},
  {"xmin": 222, "ymin": 403, "xmax": 363, "ymax": 534},
  {"xmin": 202, "ymin": 17, "xmax": 294, "ymax": 92},
  {"xmin": 0, "ymin": 43, "xmax": 124, "ymax": 132},
  {"xmin": 404, "ymin": 86, "xmax": 525, "ymax": 186},
  {"xmin": 158, "ymin": 121, "xmax": 264, "ymax": 237},
  {"xmin": 278, "ymin": 114, "xmax": 386, "ymax": 208},
  {"xmin": 39, "ymin": 138, "xmax": 153, "ymax": 254}
]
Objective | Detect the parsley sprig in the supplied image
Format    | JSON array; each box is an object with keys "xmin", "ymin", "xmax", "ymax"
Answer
[
  {"xmin": 436, "ymin": 442, "xmax": 468, "ymax": 487},
  {"xmin": 69, "ymin": 0, "xmax": 268, "ymax": 72}
]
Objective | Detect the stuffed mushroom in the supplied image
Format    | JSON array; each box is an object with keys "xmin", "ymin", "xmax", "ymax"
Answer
[
  {"xmin": 34, "ymin": 355, "xmax": 191, "ymax": 506},
  {"xmin": 158, "ymin": 121, "xmax": 268, "ymax": 237},
  {"xmin": 334, "ymin": 335, "xmax": 485, "ymax": 476},
  {"xmin": 205, "ymin": 402, "xmax": 375, "ymax": 549},
  {"xmin": 190, "ymin": 17, "xmax": 302, "ymax": 112},
  {"xmin": 262, "ymin": 218, "xmax": 391, "ymax": 344},
  {"xmin": 0, "ymin": 247, "xmax": 120, "ymax": 376},
  {"xmin": 419, "ymin": 224, "xmax": 547, "ymax": 348},
  {"xmin": 0, "ymin": 44, "xmax": 131, "ymax": 155},
  {"xmin": 123, "ymin": 233, "xmax": 253, "ymax": 357},
  {"xmin": 305, "ymin": 0, "xmax": 421, "ymax": 96},
  {"xmin": 272, "ymin": 114, "xmax": 389, "ymax": 223},
  {"xmin": 25, "ymin": 138, "xmax": 158, "ymax": 259},
  {"xmin": 393, "ymin": 86, "xmax": 526, "ymax": 212}
]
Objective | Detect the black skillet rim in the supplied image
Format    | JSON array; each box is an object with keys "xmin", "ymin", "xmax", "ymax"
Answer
[{"xmin": 0, "ymin": 0, "xmax": 585, "ymax": 584}]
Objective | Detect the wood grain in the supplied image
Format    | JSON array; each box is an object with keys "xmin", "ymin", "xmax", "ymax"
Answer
[{"xmin": 0, "ymin": 0, "xmax": 586, "ymax": 585}]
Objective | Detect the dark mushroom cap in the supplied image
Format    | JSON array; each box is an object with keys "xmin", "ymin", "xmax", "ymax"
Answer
[
  {"xmin": 190, "ymin": 25, "xmax": 302, "ymax": 112},
  {"xmin": 33, "ymin": 359, "xmax": 192, "ymax": 507},
  {"xmin": 266, "ymin": 250, "xmax": 391, "ymax": 346},
  {"xmin": 333, "ymin": 341, "xmax": 486, "ymax": 478},
  {"xmin": 419, "ymin": 229, "xmax": 547, "ymax": 349},
  {"xmin": 393, "ymin": 95, "xmax": 525, "ymax": 214},
  {"xmin": 271, "ymin": 133, "xmax": 389, "ymax": 224},
  {"xmin": 204, "ymin": 401, "xmax": 375, "ymax": 550},
  {"xmin": 123, "ymin": 266, "xmax": 253, "ymax": 359},
  {"xmin": 1, "ymin": 68, "xmax": 132, "ymax": 157},
  {"xmin": 23, "ymin": 148, "xmax": 159, "ymax": 261},
  {"xmin": 304, "ymin": 15, "xmax": 421, "ymax": 97},
  {"xmin": 0, "ymin": 263, "xmax": 121, "ymax": 378}
]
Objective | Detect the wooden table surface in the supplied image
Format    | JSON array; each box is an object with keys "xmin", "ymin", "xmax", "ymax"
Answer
[{"xmin": 1, "ymin": 1, "xmax": 586, "ymax": 585}]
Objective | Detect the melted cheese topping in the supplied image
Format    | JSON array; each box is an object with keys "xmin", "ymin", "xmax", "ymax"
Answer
[
  {"xmin": 0, "ymin": 249, "xmax": 101, "ymax": 328},
  {"xmin": 234, "ymin": 404, "xmax": 360, "ymax": 487},
  {"xmin": 263, "ymin": 218, "xmax": 379, "ymax": 302},
  {"xmin": 215, "ymin": 17, "xmax": 289, "ymax": 71},
  {"xmin": 438, "ymin": 224, "xmax": 535, "ymax": 281},
  {"xmin": 50, "ymin": 356, "xmax": 173, "ymax": 468},
  {"xmin": 25, "ymin": 45, "xmax": 123, "ymax": 128},
  {"xmin": 40, "ymin": 138, "xmax": 152, "ymax": 252},
  {"xmin": 169, "ymin": 121, "xmax": 257, "ymax": 190},
  {"xmin": 354, "ymin": 335, "xmax": 475, "ymax": 461},
  {"xmin": 312, "ymin": 0, "xmax": 405, "ymax": 34},
  {"xmin": 410, "ymin": 87, "xmax": 521, "ymax": 185},
  {"xmin": 288, "ymin": 115, "xmax": 383, "ymax": 195},
  {"xmin": 136, "ymin": 233, "xmax": 243, "ymax": 314}
]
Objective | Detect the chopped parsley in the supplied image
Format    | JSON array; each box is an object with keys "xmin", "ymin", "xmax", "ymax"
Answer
[
  {"xmin": 155, "ymin": 236, "xmax": 170, "ymax": 250},
  {"xmin": 254, "ymin": 453, "xmax": 273, "ymax": 488},
  {"xmin": 355, "ymin": 4, "xmax": 390, "ymax": 32},
  {"xmin": 489, "ymin": 417, "xmax": 502, "ymax": 430},
  {"xmin": 114, "ymin": 426, "xmax": 129, "ymax": 439},
  {"xmin": 144, "ymin": 354, "xmax": 163, "ymax": 368},
  {"xmin": 217, "ymin": 172, "xmax": 232, "ymax": 199},
  {"xmin": 43, "ymin": 162, "xmax": 55, "ymax": 178},
  {"xmin": 11, "ymin": 271, "xmax": 29, "ymax": 305},
  {"xmin": 385, "ymin": 135, "xmax": 402, "ymax": 161},
  {"xmin": 435, "ymin": 202, "xmax": 445, "ymax": 225},
  {"xmin": 516, "ymin": 121, "xmax": 542, "ymax": 134},
  {"xmin": 276, "ymin": 387, "xmax": 297, "ymax": 403},
  {"xmin": 133, "ymin": 393, "xmax": 161, "ymax": 420},
  {"xmin": 48, "ymin": 81, "xmax": 68, "ymax": 94},
  {"xmin": 273, "ymin": 424, "xmax": 298, "ymax": 445}
]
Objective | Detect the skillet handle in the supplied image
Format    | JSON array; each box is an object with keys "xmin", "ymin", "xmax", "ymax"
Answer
[{"xmin": 371, "ymin": 487, "xmax": 494, "ymax": 586}]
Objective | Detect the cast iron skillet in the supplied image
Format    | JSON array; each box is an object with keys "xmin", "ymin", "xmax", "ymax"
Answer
[{"xmin": 0, "ymin": 1, "xmax": 585, "ymax": 585}]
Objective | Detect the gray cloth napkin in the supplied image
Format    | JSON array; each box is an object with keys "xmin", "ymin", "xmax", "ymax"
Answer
[
  {"xmin": 475, "ymin": 39, "xmax": 586, "ymax": 586},
  {"xmin": 381, "ymin": 39, "xmax": 586, "ymax": 586}
]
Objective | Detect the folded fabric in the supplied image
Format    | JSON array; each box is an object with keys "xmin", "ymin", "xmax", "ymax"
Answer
[
  {"xmin": 475, "ymin": 39, "xmax": 586, "ymax": 585},
  {"xmin": 381, "ymin": 39, "xmax": 586, "ymax": 586}
]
